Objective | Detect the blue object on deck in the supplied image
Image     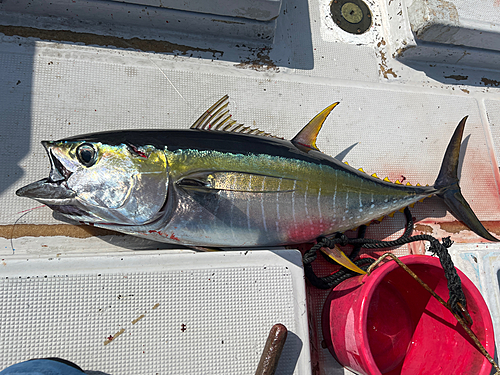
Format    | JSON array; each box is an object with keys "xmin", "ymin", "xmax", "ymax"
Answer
[{"xmin": 0, "ymin": 358, "xmax": 85, "ymax": 375}]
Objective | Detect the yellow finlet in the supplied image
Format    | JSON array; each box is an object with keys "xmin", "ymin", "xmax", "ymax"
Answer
[
  {"xmin": 358, "ymin": 168, "xmax": 365, "ymax": 173},
  {"xmin": 291, "ymin": 102, "xmax": 339, "ymax": 150},
  {"xmin": 395, "ymin": 179, "xmax": 402, "ymax": 185},
  {"xmin": 388, "ymin": 212, "xmax": 395, "ymax": 217},
  {"xmin": 406, "ymin": 182, "xmax": 412, "ymax": 186},
  {"xmin": 416, "ymin": 183, "xmax": 421, "ymax": 186},
  {"xmin": 377, "ymin": 216, "xmax": 384, "ymax": 222},
  {"xmin": 320, "ymin": 245, "xmax": 367, "ymax": 275},
  {"xmin": 383, "ymin": 177, "xmax": 391, "ymax": 182},
  {"xmin": 371, "ymin": 173, "xmax": 379, "ymax": 179},
  {"xmin": 409, "ymin": 203, "xmax": 415, "ymax": 208},
  {"xmin": 344, "ymin": 161, "xmax": 349, "ymax": 165}
]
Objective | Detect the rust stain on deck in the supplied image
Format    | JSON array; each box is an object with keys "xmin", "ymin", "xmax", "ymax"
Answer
[
  {"xmin": 0, "ymin": 224, "xmax": 122, "ymax": 239},
  {"xmin": 235, "ymin": 46, "xmax": 278, "ymax": 72},
  {"xmin": 444, "ymin": 75, "xmax": 468, "ymax": 81},
  {"xmin": 377, "ymin": 40, "xmax": 397, "ymax": 79},
  {"xmin": 415, "ymin": 221, "xmax": 500, "ymax": 239},
  {"xmin": 440, "ymin": 221, "xmax": 500, "ymax": 235},
  {"xmin": 0, "ymin": 25, "xmax": 224, "ymax": 57},
  {"xmin": 481, "ymin": 78, "xmax": 500, "ymax": 87},
  {"xmin": 414, "ymin": 224, "xmax": 433, "ymax": 234}
]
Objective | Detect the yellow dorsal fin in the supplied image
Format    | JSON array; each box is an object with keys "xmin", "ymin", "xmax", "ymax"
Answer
[
  {"xmin": 291, "ymin": 102, "xmax": 339, "ymax": 150},
  {"xmin": 358, "ymin": 168, "xmax": 365, "ymax": 173},
  {"xmin": 383, "ymin": 177, "xmax": 391, "ymax": 182},
  {"xmin": 395, "ymin": 179, "xmax": 402, "ymax": 185},
  {"xmin": 371, "ymin": 173, "xmax": 379, "ymax": 179}
]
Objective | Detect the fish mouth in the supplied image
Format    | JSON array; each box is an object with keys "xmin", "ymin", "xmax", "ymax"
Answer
[
  {"xmin": 16, "ymin": 141, "xmax": 76, "ymax": 203},
  {"xmin": 46, "ymin": 203, "xmax": 87, "ymax": 217},
  {"xmin": 16, "ymin": 177, "xmax": 75, "ymax": 200}
]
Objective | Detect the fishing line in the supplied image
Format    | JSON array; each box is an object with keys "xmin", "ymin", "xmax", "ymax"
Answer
[
  {"xmin": 10, "ymin": 205, "xmax": 45, "ymax": 254},
  {"xmin": 147, "ymin": 57, "xmax": 188, "ymax": 104},
  {"xmin": 303, "ymin": 207, "xmax": 468, "ymax": 321},
  {"xmin": 120, "ymin": 39, "xmax": 189, "ymax": 104}
]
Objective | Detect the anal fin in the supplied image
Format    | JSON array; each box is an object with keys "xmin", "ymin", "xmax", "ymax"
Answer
[{"xmin": 320, "ymin": 245, "xmax": 367, "ymax": 274}]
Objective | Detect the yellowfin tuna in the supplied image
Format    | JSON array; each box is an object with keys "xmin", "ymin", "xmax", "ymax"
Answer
[{"xmin": 16, "ymin": 96, "xmax": 498, "ymax": 247}]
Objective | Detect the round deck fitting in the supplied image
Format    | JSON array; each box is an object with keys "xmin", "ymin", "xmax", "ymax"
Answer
[{"xmin": 330, "ymin": 0, "xmax": 372, "ymax": 34}]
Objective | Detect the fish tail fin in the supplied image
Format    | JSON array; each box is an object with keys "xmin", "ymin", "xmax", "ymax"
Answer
[{"xmin": 434, "ymin": 116, "xmax": 498, "ymax": 241}]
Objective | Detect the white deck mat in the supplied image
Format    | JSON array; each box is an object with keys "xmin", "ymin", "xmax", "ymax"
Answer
[{"xmin": 0, "ymin": 250, "xmax": 310, "ymax": 374}]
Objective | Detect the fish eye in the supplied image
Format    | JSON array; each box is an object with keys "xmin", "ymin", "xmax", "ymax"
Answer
[{"xmin": 76, "ymin": 143, "xmax": 97, "ymax": 167}]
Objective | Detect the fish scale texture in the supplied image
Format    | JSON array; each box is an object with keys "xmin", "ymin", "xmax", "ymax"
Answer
[{"xmin": 0, "ymin": 252, "xmax": 309, "ymax": 374}]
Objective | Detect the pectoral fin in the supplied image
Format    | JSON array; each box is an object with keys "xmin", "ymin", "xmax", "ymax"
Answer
[{"xmin": 178, "ymin": 171, "xmax": 297, "ymax": 193}]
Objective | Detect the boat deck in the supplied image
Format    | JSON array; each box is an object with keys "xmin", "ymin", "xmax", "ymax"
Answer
[{"xmin": 0, "ymin": 0, "xmax": 499, "ymax": 373}]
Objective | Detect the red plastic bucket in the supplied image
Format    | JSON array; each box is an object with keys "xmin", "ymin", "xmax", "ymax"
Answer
[{"xmin": 322, "ymin": 255, "xmax": 494, "ymax": 375}]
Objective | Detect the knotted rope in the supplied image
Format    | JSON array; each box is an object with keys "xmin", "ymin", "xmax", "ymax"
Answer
[{"xmin": 302, "ymin": 207, "xmax": 467, "ymax": 319}]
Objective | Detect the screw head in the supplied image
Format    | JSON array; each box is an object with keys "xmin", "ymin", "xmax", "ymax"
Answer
[
  {"xmin": 330, "ymin": 0, "xmax": 372, "ymax": 34},
  {"xmin": 341, "ymin": 3, "xmax": 363, "ymax": 24}
]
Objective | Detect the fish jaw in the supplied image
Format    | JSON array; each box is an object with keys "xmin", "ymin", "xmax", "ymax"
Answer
[
  {"xmin": 16, "ymin": 140, "xmax": 76, "ymax": 202},
  {"xmin": 16, "ymin": 141, "xmax": 102, "ymax": 221},
  {"xmin": 16, "ymin": 178, "xmax": 76, "ymax": 202},
  {"xmin": 16, "ymin": 177, "xmax": 105, "ymax": 221}
]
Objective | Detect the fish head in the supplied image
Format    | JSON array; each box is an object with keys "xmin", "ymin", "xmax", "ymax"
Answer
[{"xmin": 16, "ymin": 140, "xmax": 169, "ymax": 226}]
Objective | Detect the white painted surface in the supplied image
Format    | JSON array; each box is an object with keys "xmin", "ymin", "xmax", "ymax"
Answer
[
  {"xmin": 408, "ymin": 0, "xmax": 500, "ymax": 52},
  {"xmin": 1, "ymin": 250, "xmax": 311, "ymax": 375}
]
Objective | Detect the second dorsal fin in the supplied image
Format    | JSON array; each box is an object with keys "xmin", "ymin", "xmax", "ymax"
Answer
[
  {"xmin": 190, "ymin": 95, "xmax": 279, "ymax": 138},
  {"xmin": 291, "ymin": 102, "xmax": 339, "ymax": 151}
]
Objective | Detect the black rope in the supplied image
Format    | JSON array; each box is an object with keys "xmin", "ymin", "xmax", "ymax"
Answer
[{"xmin": 303, "ymin": 207, "xmax": 468, "ymax": 319}]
